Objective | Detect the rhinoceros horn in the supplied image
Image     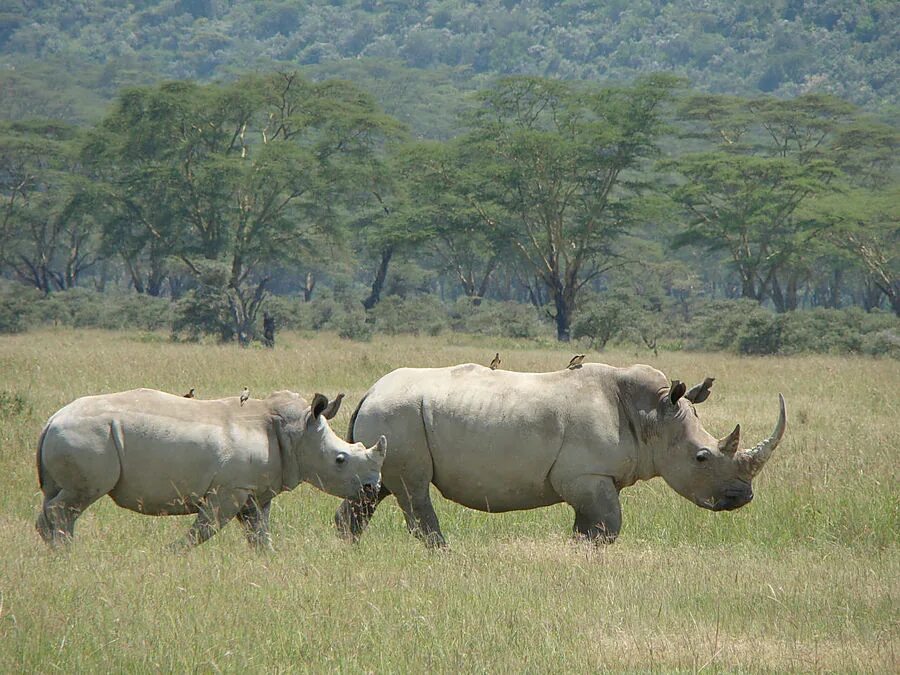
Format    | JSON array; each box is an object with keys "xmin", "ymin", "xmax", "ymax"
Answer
[{"xmin": 738, "ymin": 394, "xmax": 787, "ymax": 476}]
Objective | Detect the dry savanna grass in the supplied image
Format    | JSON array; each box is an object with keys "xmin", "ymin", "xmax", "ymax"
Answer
[{"xmin": 0, "ymin": 329, "xmax": 897, "ymax": 672}]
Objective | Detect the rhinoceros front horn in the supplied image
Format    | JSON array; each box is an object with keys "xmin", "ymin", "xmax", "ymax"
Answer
[{"xmin": 739, "ymin": 394, "xmax": 786, "ymax": 477}]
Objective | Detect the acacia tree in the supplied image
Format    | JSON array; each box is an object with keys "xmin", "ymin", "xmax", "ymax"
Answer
[
  {"xmin": 0, "ymin": 121, "xmax": 99, "ymax": 292},
  {"xmin": 666, "ymin": 93, "xmax": 871, "ymax": 311},
  {"xmin": 460, "ymin": 75, "xmax": 678, "ymax": 340},
  {"xmin": 87, "ymin": 73, "xmax": 400, "ymax": 342},
  {"xmin": 394, "ymin": 140, "xmax": 513, "ymax": 304}
]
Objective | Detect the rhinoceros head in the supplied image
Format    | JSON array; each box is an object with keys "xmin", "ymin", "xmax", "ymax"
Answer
[
  {"xmin": 653, "ymin": 380, "xmax": 786, "ymax": 511},
  {"xmin": 270, "ymin": 392, "xmax": 386, "ymax": 498}
]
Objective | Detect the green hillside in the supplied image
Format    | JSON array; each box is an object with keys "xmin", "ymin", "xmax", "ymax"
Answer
[{"xmin": 1, "ymin": 0, "xmax": 896, "ymax": 130}]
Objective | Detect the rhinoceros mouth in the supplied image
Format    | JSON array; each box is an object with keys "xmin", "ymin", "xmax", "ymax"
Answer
[{"xmin": 702, "ymin": 485, "xmax": 753, "ymax": 511}]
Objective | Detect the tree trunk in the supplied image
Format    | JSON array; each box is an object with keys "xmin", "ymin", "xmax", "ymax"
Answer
[
  {"xmin": 362, "ymin": 247, "xmax": 393, "ymax": 311},
  {"xmin": 303, "ymin": 271, "xmax": 316, "ymax": 302},
  {"xmin": 553, "ymin": 290, "xmax": 572, "ymax": 342}
]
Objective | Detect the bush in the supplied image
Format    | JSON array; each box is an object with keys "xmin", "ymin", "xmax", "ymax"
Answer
[
  {"xmin": 0, "ymin": 281, "xmax": 42, "ymax": 333},
  {"xmin": 172, "ymin": 284, "xmax": 233, "ymax": 342},
  {"xmin": 369, "ymin": 295, "xmax": 448, "ymax": 336},
  {"xmin": 450, "ymin": 299, "xmax": 549, "ymax": 339},
  {"xmin": 860, "ymin": 328, "xmax": 900, "ymax": 359},
  {"xmin": 335, "ymin": 309, "xmax": 372, "ymax": 341},
  {"xmin": 571, "ymin": 294, "xmax": 640, "ymax": 349},
  {"xmin": 687, "ymin": 300, "xmax": 778, "ymax": 353},
  {"xmin": 688, "ymin": 301, "xmax": 900, "ymax": 357}
]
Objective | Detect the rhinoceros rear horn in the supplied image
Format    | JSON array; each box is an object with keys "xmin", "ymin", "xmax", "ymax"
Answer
[
  {"xmin": 718, "ymin": 424, "xmax": 741, "ymax": 455},
  {"xmin": 370, "ymin": 435, "xmax": 387, "ymax": 457},
  {"xmin": 739, "ymin": 394, "xmax": 787, "ymax": 476}
]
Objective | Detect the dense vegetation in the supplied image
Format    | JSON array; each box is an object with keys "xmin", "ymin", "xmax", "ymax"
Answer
[
  {"xmin": 2, "ymin": 0, "xmax": 897, "ymax": 126},
  {"xmin": 1, "ymin": 1, "xmax": 897, "ymax": 352}
]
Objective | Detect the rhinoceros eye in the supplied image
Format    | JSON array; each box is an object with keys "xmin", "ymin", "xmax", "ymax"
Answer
[
  {"xmin": 695, "ymin": 449, "xmax": 712, "ymax": 463},
  {"xmin": 335, "ymin": 453, "xmax": 348, "ymax": 465}
]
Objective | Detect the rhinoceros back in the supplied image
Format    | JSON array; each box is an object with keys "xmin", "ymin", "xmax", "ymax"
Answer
[
  {"xmin": 39, "ymin": 389, "xmax": 273, "ymax": 515},
  {"xmin": 353, "ymin": 364, "xmax": 620, "ymax": 512}
]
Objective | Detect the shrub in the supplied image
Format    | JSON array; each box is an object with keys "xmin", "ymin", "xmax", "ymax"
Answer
[
  {"xmin": 571, "ymin": 294, "xmax": 640, "ymax": 349},
  {"xmin": 451, "ymin": 299, "xmax": 549, "ymax": 339},
  {"xmin": 0, "ymin": 282, "xmax": 42, "ymax": 333},
  {"xmin": 369, "ymin": 295, "xmax": 449, "ymax": 336},
  {"xmin": 860, "ymin": 328, "xmax": 900, "ymax": 359},
  {"xmin": 335, "ymin": 309, "xmax": 373, "ymax": 341},
  {"xmin": 172, "ymin": 284, "xmax": 233, "ymax": 342},
  {"xmin": 687, "ymin": 300, "xmax": 778, "ymax": 353}
]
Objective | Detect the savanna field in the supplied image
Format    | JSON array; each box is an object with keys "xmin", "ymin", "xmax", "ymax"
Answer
[{"xmin": 0, "ymin": 329, "xmax": 897, "ymax": 672}]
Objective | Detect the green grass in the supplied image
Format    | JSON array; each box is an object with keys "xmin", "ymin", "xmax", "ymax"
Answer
[{"xmin": 0, "ymin": 329, "xmax": 897, "ymax": 672}]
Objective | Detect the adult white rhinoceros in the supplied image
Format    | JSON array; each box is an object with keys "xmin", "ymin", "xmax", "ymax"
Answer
[
  {"xmin": 335, "ymin": 363, "xmax": 785, "ymax": 547},
  {"xmin": 36, "ymin": 389, "xmax": 386, "ymax": 549}
]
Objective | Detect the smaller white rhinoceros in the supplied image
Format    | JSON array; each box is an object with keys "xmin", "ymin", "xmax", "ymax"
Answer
[
  {"xmin": 36, "ymin": 389, "xmax": 386, "ymax": 549},
  {"xmin": 335, "ymin": 363, "xmax": 786, "ymax": 547}
]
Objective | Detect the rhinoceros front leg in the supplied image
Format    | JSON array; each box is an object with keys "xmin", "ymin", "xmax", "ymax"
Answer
[
  {"xmin": 393, "ymin": 483, "xmax": 447, "ymax": 549},
  {"xmin": 556, "ymin": 475, "xmax": 622, "ymax": 544},
  {"xmin": 237, "ymin": 497, "xmax": 273, "ymax": 551},
  {"xmin": 171, "ymin": 488, "xmax": 249, "ymax": 551}
]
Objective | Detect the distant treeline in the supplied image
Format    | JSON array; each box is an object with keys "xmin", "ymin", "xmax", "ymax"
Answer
[
  {"xmin": 1, "ymin": 71, "xmax": 897, "ymax": 347},
  {"xmin": 3, "ymin": 284, "xmax": 898, "ymax": 359}
]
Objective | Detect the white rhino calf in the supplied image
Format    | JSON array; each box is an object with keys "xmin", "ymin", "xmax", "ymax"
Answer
[
  {"xmin": 336, "ymin": 363, "xmax": 785, "ymax": 547},
  {"xmin": 36, "ymin": 389, "xmax": 386, "ymax": 549}
]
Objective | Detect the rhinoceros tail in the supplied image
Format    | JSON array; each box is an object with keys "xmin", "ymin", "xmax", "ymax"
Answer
[
  {"xmin": 36, "ymin": 422, "xmax": 50, "ymax": 492},
  {"xmin": 346, "ymin": 393, "xmax": 368, "ymax": 443}
]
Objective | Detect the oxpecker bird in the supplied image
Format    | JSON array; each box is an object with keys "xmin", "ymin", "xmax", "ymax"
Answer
[
  {"xmin": 567, "ymin": 354, "xmax": 586, "ymax": 369},
  {"xmin": 183, "ymin": 388, "xmax": 195, "ymax": 398},
  {"xmin": 240, "ymin": 387, "xmax": 250, "ymax": 407},
  {"xmin": 490, "ymin": 353, "xmax": 501, "ymax": 370},
  {"xmin": 685, "ymin": 377, "xmax": 715, "ymax": 404}
]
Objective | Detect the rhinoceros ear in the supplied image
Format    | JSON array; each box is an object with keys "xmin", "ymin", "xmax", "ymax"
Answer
[
  {"xmin": 669, "ymin": 380, "xmax": 686, "ymax": 405},
  {"xmin": 310, "ymin": 393, "xmax": 329, "ymax": 420},
  {"xmin": 321, "ymin": 393, "xmax": 345, "ymax": 420},
  {"xmin": 685, "ymin": 377, "xmax": 715, "ymax": 404}
]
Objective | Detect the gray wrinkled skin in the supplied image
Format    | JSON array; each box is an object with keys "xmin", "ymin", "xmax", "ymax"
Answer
[
  {"xmin": 336, "ymin": 363, "xmax": 785, "ymax": 547},
  {"xmin": 36, "ymin": 389, "xmax": 386, "ymax": 549}
]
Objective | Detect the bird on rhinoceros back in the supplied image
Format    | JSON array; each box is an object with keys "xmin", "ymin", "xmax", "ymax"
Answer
[
  {"xmin": 183, "ymin": 388, "xmax": 195, "ymax": 398},
  {"xmin": 35, "ymin": 389, "xmax": 385, "ymax": 549},
  {"xmin": 567, "ymin": 354, "xmax": 586, "ymax": 369},
  {"xmin": 490, "ymin": 353, "xmax": 501, "ymax": 370},
  {"xmin": 240, "ymin": 387, "xmax": 250, "ymax": 407},
  {"xmin": 335, "ymin": 362, "xmax": 786, "ymax": 548}
]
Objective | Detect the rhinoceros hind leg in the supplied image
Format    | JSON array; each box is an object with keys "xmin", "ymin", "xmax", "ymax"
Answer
[
  {"xmin": 556, "ymin": 475, "xmax": 622, "ymax": 544},
  {"xmin": 335, "ymin": 484, "xmax": 391, "ymax": 543},
  {"xmin": 393, "ymin": 483, "xmax": 447, "ymax": 548},
  {"xmin": 237, "ymin": 498, "xmax": 273, "ymax": 551},
  {"xmin": 37, "ymin": 487, "xmax": 106, "ymax": 546},
  {"xmin": 171, "ymin": 489, "xmax": 248, "ymax": 551}
]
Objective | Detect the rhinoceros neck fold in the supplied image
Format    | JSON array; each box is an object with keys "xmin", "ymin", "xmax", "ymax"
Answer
[{"xmin": 616, "ymin": 399, "xmax": 659, "ymax": 487}]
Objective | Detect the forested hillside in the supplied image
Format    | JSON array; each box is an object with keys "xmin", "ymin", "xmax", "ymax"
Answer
[
  {"xmin": 1, "ymin": 2, "xmax": 898, "ymax": 354},
  {"xmin": 1, "ymin": 0, "xmax": 897, "ymax": 130}
]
